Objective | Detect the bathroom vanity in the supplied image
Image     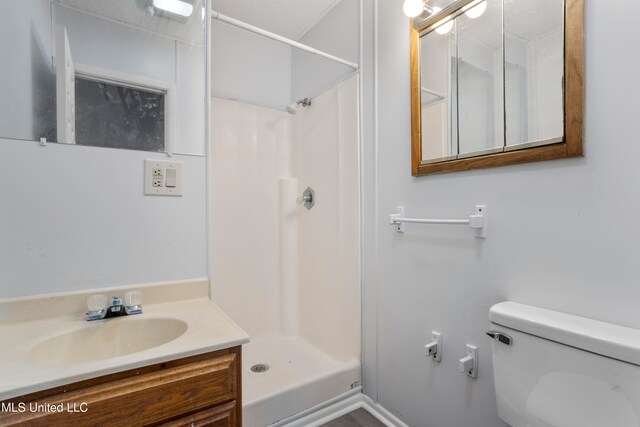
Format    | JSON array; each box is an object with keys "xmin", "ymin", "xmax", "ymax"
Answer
[
  {"xmin": 0, "ymin": 347, "xmax": 242, "ymax": 426},
  {"xmin": 0, "ymin": 280, "xmax": 248, "ymax": 427}
]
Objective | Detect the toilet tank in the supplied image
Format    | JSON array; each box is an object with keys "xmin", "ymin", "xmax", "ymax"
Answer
[{"xmin": 489, "ymin": 302, "xmax": 640, "ymax": 427}]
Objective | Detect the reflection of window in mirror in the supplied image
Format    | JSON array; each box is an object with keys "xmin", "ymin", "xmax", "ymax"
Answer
[
  {"xmin": 0, "ymin": 0, "xmax": 206, "ymax": 155},
  {"xmin": 410, "ymin": 0, "xmax": 584, "ymax": 176},
  {"xmin": 75, "ymin": 78, "xmax": 167, "ymax": 153},
  {"xmin": 55, "ymin": 26, "xmax": 170, "ymax": 153}
]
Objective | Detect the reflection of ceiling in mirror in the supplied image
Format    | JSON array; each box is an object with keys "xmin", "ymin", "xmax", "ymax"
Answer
[
  {"xmin": 53, "ymin": 0, "xmax": 205, "ymax": 45},
  {"xmin": 211, "ymin": 0, "xmax": 343, "ymax": 40},
  {"xmin": 504, "ymin": 0, "xmax": 563, "ymax": 41},
  {"xmin": 456, "ymin": 0, "xmax": 503, "ymax": 50},
  {"xmin": 454, "ymin": 0, "xmax": 562, "ymax": 50}
]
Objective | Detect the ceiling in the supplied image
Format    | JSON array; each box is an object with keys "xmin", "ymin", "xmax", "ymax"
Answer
[
  {"xmin": 210, "ymin": 0, "xmax": 344, "ymax": 40},
  {"xmin": 53, "ymin": 0, "xmax": 206, "ymax": 45}
]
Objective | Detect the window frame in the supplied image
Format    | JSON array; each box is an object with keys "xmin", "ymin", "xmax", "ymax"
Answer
[{"xmin": 74, "ymin": 63, "xmax": 177, "ymax": 154}]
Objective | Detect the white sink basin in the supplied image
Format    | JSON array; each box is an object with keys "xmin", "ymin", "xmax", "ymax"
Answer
[{"xmin": 30, "ymin": 317, "xmax": 188, "ymax": 365}]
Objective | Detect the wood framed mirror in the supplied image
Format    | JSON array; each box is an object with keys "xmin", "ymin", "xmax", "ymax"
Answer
[{"xmin": 410, "ymin": 0, "xmax": 584, "ymax": 176}]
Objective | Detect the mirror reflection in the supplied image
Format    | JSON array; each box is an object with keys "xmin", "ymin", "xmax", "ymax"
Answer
[
  {"xmin": 420, "ymin": 25, "xmax": 456, "ymax": 162},
  {"xmin": 418, "ymin": 0, "xmax": 565, "ymax": 163},
  {"xmin": 456, "ymin": 0, "xmax": 503, "ymax": 157},
  {"xmin": 504, "ymin": 0, "xmax": 564, "ymax": 149},
  {"xmin": 0, "ymin": 0, "xmax": 206, "ymax": 155}
]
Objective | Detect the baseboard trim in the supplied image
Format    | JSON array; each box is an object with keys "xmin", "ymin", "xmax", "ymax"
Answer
[
  {"xmin": 361, "ymin": 394, "xmax": 410, "ymax": 427},
  {"xmin": 274, "ymin": 389, "xmax": 408, "ymax": 427},
  {"xmin": 270, "ymin": 388, "xmax": 362, "ymax": 427}
]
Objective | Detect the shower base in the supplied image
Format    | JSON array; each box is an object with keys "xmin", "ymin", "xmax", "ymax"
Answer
[{"xmin": 242, "ymin": 335, "xmax": 360, "ymax": 427}]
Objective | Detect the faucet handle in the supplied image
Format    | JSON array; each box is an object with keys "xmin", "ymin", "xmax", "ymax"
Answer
[
  {"xmin": 87, "ymin": 294, "xmax": 108, "ymax": 312},
  {"xmin": 124, "ymin": 291, "xmax": 143, "ymax": 315},
  {"xmin": 124, "ymin": 291, "xmax": 142, "ymax": 314},
  {"xmin": 124, "ymin": 291, "xmax": 142, "ymax": 307}
]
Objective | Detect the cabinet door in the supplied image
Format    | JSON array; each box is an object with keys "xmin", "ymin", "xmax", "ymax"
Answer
[
  {"xmin": 0, "ymin": 352, "xmax": 239, "ymax": 426},
  {"xmin": 158, "ymin": 401, "xmax": 237, "ymax": 427}
]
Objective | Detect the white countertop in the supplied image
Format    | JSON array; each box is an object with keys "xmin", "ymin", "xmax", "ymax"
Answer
[{"xmin": 0, "ymin": 279, "xmax": 249, "ymax": 400}]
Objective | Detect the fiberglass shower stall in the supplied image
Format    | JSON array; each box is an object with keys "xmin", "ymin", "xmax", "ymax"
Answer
[{"xmin": 210, "ymin": 73, "xmax": 361, "ymax": 426}]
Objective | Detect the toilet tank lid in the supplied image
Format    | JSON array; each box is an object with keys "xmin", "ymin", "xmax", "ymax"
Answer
[{"xmin": 489, "ymin": 302, "xmax": 640, "ymax": 367}]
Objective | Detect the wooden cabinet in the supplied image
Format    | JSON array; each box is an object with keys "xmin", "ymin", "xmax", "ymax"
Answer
[
  {"xmin": 158, "ymin": 401, "xmax": 237, "ymax": 427},
  {"xmin": 0, "ymin": 346, "xmax": 242, "ymax": 427}
]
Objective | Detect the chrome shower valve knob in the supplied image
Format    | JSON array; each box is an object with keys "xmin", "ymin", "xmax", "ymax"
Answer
[{"xmin": 297, "ymin": 187, "xmax": 315, "ymax": 210}]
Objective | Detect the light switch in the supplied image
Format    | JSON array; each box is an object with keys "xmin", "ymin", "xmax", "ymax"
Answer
[
  {"xmin": 166, "ymin": 169, "xmax": 177, "ymax": 187},
  {"xmin": 144, "ymin": 160, "xmax": 183, "ymax": 196}
]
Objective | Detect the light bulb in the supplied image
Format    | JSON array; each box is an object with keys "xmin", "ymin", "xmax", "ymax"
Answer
[
  {"xmin": 152, "ymin": 0, "xmax": 193, "ymax": 18},
  {"xmin": 435, "ymin": 20, "xmax": 454, "ymax": 34},
  {"xmin": 464, "ymin": 0, "xmax": 487, "ymax": 19},
  {"xmin": 432, "ymin": 7, "xmax": 454, "ymax": 35},
  {"xmin": 403, "ymin": 0, "xmax": 425, "ymax": 18}
]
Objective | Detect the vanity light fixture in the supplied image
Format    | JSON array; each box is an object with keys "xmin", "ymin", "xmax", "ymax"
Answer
[
  {"xmin": 404, "ymin": 1, "xmax": 454, "ymax": 34},
  {"xmin": 147, "ymin": 0, "xmax": 194, "ymax": 21},
  {"xmin": 403, "ymin": 0, "xmax": 426, "ymax": 18},
  {"xmin": 463, "ymin": 0, "xmax": 487, "ymax": 19},
  {"xmin": 433, "ymin": 7, "xmax": 454, "ymax": 34}
]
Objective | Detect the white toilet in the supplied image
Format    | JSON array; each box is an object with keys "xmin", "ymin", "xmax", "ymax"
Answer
[{"xmin": 488, "ymin": 302, "xmax": 640, "ymax": 427}]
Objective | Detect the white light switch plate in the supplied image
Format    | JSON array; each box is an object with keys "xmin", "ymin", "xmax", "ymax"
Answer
[{"xmin": 144, "ymin": 159, "xmax": 183, "ymax": 196}]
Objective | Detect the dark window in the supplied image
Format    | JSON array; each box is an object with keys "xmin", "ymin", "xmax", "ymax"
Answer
[{"xmin": 75, "ymin": 77, "xmax": 165, "ymax": 152}]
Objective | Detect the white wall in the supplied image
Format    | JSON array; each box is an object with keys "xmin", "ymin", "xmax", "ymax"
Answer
[
  {"xmin": 291, "ymin": 0, "xmax": 359, "ymax": 102},
  {"xmin": 362, "ymin": 1, "xmax": 640, "ymax": 426},
  {"xmin": 295, "ymin": 76, "xmax": 361, "ymax": 362},
  {"xmin": 210, "ymin": 98, "xmax": 287, "ymax": 337},
  {"xmin": 0, "ymin": 139, "xmax": 207, "ymax": 299},
  {"xmin": 211, "ymin": 21, "xmax": 291, "ymax": 111}
]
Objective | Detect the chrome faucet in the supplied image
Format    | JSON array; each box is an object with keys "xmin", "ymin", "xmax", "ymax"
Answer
[{"xmin": 87, "ymin": 291, "xmax": 143, "ymax": 321}]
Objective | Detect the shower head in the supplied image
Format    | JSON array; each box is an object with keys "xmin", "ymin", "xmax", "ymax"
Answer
[{"xmin": 285, "ymin": 98, "xmax": 312, "ymax": 115}]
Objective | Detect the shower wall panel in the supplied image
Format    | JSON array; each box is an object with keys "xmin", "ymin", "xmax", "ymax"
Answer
[
  {"xmin": 211, "ymin": 76, "xmax": 360, "ymax": 363},
  {"xmin": 295, "ymin": 76, "xmax": 360, "ymax": 363},
  {"xmin": 211, "ymin": 99, "xmax": 289, "ymax": 337}
]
